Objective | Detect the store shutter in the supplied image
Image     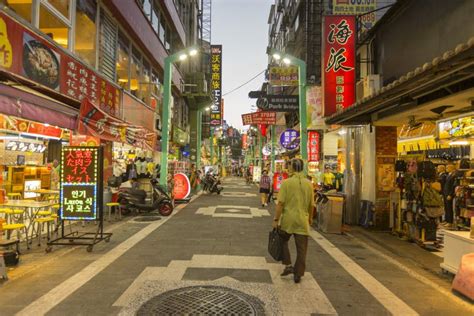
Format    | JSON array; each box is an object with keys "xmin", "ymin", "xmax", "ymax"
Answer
[{"xmin": 99, "ymin": 9, "xmax": 117, "ymax": 81}]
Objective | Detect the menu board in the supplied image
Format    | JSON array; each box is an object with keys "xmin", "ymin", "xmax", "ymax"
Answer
[{"xmin": 60, "ymin": 147, "xmax": 103, "ymax": 221}]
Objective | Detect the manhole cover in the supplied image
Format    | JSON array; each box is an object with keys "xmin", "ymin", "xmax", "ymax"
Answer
[
  {"xmin": 134, "ymin": 216, "xmax": 162, "ymax": 222},
  {"xmin": 137, "ymin": 285, "xmax": 265, "ymax": 315}
]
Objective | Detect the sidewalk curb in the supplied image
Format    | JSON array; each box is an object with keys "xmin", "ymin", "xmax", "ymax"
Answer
[{"xmin": 344, "ymin": 231, "xmax": 474, "ymax": 311}]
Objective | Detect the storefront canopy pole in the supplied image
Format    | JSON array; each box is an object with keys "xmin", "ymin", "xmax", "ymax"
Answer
[{"xmin": 271, "ymin": 125, "xmax": 276, "ymax": 173}]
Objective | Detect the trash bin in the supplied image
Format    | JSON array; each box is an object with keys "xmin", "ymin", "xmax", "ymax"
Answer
[
  {"xmin": 103, "ymin": 187, "xmax": 112, "ymax": 214},
  {"xmin": 318, "ymin": 193, "xmax": 344, "ymax": 234}
]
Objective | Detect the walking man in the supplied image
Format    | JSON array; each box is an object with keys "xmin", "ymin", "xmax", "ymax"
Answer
[
  {"xmin": 272, "ymin": 158, "xmax": 314, "ymax": 283},
  {"xmin": 259, "ymin": 170, "xmax": 271, "ymax": 207}
]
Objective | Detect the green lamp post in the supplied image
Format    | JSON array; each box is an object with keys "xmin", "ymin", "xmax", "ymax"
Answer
[
  {"xmin": 160, "ymin": 47, "xmax": 199, "ymax": 188},
  {"xmin": 268, "ymin": 49, "xmax": 308, "ymax": 164}
]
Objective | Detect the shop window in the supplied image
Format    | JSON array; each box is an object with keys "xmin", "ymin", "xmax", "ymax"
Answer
[
  {"xmin": 44, "ymin": 0, "xmax": 70, "ymax": 19},
  {"xmin": 4, "ymin": 0, "xmax": 33, "ymax": 23},
  {"xmin": 98, "ymin": 9, "xmax": 117, "ymax": 81},
  {"xmin": 116, "ymin": 32, "xmax": 130, "ymax": 90},
  {"xmin": 130, "ymin": 48, "xmax": 142, "ymax": 98},
  {"xmin": 39, "ymin": 4, "xmax": 70, "ymax": 48},
  {"xmin": 74, "ymin": 0, "xmax": 97, "ymax": 67}
]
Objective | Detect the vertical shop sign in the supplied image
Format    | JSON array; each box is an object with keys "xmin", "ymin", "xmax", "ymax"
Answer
[
  {"xmin": 323, "ymin": 15, "xmax": 356, "ymax": 117},
  {"xmin": 60, "ymin": 147, "xmax": 103, "ymax": 221},
  {"xmin": 173, "ymin": 173, "xmax": 191, "ymax": 200},
  {"xmin": 210, "ymin": 45, "xmax": 223, "ymax": 126},
  {"xmin": 308, "ymin": 131, "xmax": 320, "ymax": 162}
]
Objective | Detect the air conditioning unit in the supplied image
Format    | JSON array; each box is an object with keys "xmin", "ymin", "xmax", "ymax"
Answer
[{"xmin": 363, "ymin": 74, "xmax": 381, "ymax": 98}]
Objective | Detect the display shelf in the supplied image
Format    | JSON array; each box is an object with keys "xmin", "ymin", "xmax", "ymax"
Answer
[{"xmin": 441, "ymin": 230, "xmax": 474, "ymax": 274}]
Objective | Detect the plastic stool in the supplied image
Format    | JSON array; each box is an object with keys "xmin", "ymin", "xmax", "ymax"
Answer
[
  {"xmin": 2, "ymin": 224, "xmax": 29, "ymax": 250},
  {"xmin": 106, "ymin": 202, "xmax": 121, "ymax": 221}
]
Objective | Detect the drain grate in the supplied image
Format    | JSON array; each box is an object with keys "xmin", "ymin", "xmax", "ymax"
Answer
[
  {"xmin": 137, "ymin": 285, "xmax": 265, "ymax": 315},
  {"xmin": 134, "ymin": 216, "xmax": 162, "ymax": 222}
]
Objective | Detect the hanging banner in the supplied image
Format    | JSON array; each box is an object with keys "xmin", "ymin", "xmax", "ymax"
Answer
[
  {"xmin": 308, "ymin": 131, "xmax": 321, "ymax": 162},
  {"xmin": 0, "ymin": 12, "xmax": 120, "ymax": 116},
  {"xmin": 280, "ymin": 129, "xmax": 300, "ymax": 150},
  {"xmin": 0, "ymin": 114, "xmax": 64, "ymax": 138},
  {"xmin": 210, "ymin": 45, "xmax": 223, "ymax": 126},
  {"xmin": 269, "ymin": 66, "xmax": 298, "ymax": 86},
  {"xmin": 241, "ymin": 112, "xmax": 277, "ymax": 125},
  {"xmin": 438, "ymin": 115, "xmax": 474, "ymax": 140},
  {"xmin": 78, "ymin": 99, "xmax": 155, "ymax": 150},
  {"xmin": 173, "ymin": 173, "xmax": 191, "ymax": 200},
  {"xmin": 60, "ymin": 147, "xmax": 102, "ymax": 221},
  {"xmin": 323, "ymin": 15, "xmax": 356, "ymax": 117},
  {"xmin": 306, "ymin": 86, "xmax": 325, "ymax": 129}
]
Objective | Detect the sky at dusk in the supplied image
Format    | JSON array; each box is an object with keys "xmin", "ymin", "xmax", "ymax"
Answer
[{"xmin": 212, "ymin": 0, "xmax": 274, "ymax": 130}]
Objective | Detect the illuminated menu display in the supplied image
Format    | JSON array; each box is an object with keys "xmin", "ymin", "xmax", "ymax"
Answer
[{"xmin": 60, "ymin": 147, "xmax": 102, "ymax": 220}]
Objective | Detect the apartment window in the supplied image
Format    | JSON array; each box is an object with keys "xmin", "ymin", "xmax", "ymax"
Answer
[
  {"xmin": 164, "ymin": 24, "xmax": 171, "ymax": 51},
  {"xmin": 151, "ymin": 0, "xmax": 160, "ymax": 33},
  {"xmin": 130, "ymin": 48, "xmax": 142, "ymax": 98},
  {"xmin": 151, "ymin": 70, "xmax": 161, "ymax": 96},
  {"xmin": 4, "ymin": 0, "xmax": 33, "ymax": 23},
  {"xmin": 141, "ymin": 0, "xmax": 151, "ymax": 19},
  {"xmin": 116, "ymin": 32, "xmax": 130, "ymax": 90},
  {"xmin": 141, "ymin": 60, "xmax": 151, "ymax": 104},
  {"xmin": 75, "ymin": 0, "xmax": 97, "ymax": 67},
  {"xmin": 159, "ymin": 11, "xmax": 165, "ymax": 44},
  {"xmin": 45, "ymin": 0, "xmax": 70, "ymax": 18},
  {"xmin": 39, "ymin": 2, "xmax": 70, "ymax": 48}
]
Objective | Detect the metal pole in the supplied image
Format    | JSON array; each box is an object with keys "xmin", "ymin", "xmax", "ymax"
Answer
[
  {"xmin": 159, "ymin": 56, "xmax": 173, "ymax": 189},
  {"xmin": 196, "ymin": 110, "xmax": 202, "ymax": 170},
  {"xmin": 296, "ymin": 60, "xmax": 308, "ymax": 165},
  {"xmin": 210, "ymin": 128, "xmax": 214, "ymax": 165}
]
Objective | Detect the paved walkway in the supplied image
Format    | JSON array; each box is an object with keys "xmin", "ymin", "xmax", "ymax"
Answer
[{"xmin": 0, "ymin": 177, "xmax": 473, "ymax": 315}]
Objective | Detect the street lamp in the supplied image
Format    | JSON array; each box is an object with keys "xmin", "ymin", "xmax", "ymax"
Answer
[
  {"xmin": 160, "ymin": 46, "xmax": 199, "ymax": 188},
  {"xmin": 268, "ymin": 49, "xmax": 308, "ymax": 167}
]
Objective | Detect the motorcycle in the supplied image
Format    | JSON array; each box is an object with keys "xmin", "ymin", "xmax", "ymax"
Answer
[
  {"xmin": 118, "ymin": 178, "xmax": 173, "ymax": 216},
  {"xmin": 206, "ymin": 174, "xmax": 223, "ymax": 194}
]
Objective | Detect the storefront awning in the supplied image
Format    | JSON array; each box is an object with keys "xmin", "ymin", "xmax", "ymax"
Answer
[
  {"xmin": 326, "ymin": 37, "xmax": 474, "ymax": 126},
  {"xmin": 0, "ymin": 83, "xmax": 77, "ymax": 130}
]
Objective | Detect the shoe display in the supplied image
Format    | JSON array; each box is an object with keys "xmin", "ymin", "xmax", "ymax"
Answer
[
  {"xmin": 280, "ymin": 266, "xmax": 294, "ymax": 276},
  {"xmin": 294, "ymin": 275, "xmax": 301, "ymax": 283}
]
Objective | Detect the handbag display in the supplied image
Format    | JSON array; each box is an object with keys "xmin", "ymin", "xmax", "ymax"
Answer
[{"xmin": 268, "ymin": 229, "xmax": 283, "ymax": 261}]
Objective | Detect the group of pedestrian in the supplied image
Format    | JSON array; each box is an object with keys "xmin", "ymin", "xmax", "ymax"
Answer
[{"xmin": 265, "ymin": 158, "xmax": 315, "ymax": 284}]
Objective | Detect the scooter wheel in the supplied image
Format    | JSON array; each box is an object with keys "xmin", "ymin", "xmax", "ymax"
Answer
[{"xmin": 159, "ymin": 202, "xmax": 173, "ymax": 217}]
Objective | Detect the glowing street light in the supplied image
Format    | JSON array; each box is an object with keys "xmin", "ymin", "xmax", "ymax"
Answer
[
  {"xmin": 268, "ymin": 49, "xmax": 308, "ymax": 168},
  {"xmin": 161, "ymin": 46, "xmax": 199, "ymax": 188}
]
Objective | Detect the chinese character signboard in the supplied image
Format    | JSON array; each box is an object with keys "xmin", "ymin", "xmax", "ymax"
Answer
[
  {"xmin": 0, "ymin": 12, "xmax": 120, "ymax": 117},
  {"xmin": 269, "ymin": 66, "xmax": 298, "ymax": 86},
  {"xmin": 308, "ymin": 131, "xmax": 321, "ymax": 162},
  {"xmin": 210, "ymin": 45, "xmax": 223, "ymax": 126},
  {"xmin": 173, "ymin": 173, "xmax": 191, "ymax": 200},
  {"xmin": 60, "ymin": 147, "xmax": 102, "ymax": 221},
  {"xmin": 332, "ymin": 0, "xmax": 377, "ymax": 31},
  {"xmin": 280, "ymin": 129, "xmax": 300, "ymax": 150},
  {"xmin": 241, "ymin": 112, "xmax": 277, "ymax": 125},
  {"xmin": 323, "ymin": 15, "xmax": 356, "ymax": 117},
  {"xmin": 258, "ymin": 95, "xmax": 299, "ymax": 112},
  {"xmin": 306, "ymin": 86, "xmax": 325, "ymax": 129}
]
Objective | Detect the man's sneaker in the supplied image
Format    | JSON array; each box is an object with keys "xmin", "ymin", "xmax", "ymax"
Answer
[
  {"xmin": 294, "ymin": 275, "xmax": 301, "ymax": 283},
  {"xmin": 280, "ymin": 266, "xmax": 294, "ymax": 276}
]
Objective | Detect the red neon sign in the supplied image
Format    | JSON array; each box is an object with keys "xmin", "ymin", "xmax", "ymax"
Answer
[
  {"xmin": 323, "ymin": 15, "xmax": 356, "ymax": 117},
  {"xmin": 308, "ymin": 131, "xmax": 320, "ymax": 162}
]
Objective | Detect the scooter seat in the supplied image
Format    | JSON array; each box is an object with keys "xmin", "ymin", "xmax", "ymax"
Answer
[{"xmin": 121, "ymin": 188, "xmax": 147, "ymax": 199}]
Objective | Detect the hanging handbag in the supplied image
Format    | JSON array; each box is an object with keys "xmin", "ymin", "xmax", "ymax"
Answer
[{"xmin": 268, "ymin": 229, "xmax": 283, "ymax": 261}]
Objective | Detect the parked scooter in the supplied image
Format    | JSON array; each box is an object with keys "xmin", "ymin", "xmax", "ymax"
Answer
[
  {"xmin": 204, "ymin": 172, "xmax": 223, "ymax": 194},
  {"xmin": 109, "ymin": 165, "xmax": 173, "ymax": 216}
]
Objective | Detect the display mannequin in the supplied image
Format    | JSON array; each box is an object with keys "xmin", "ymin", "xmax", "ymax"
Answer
[{"xmin": 443, "ymin": 164, "xmax": 457, "ymax": 224}]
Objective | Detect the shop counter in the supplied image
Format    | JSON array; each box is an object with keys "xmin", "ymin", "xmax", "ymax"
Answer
[{"xmin": 441, "ymin": 230, "xmax": 474, "ymax": 274}]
